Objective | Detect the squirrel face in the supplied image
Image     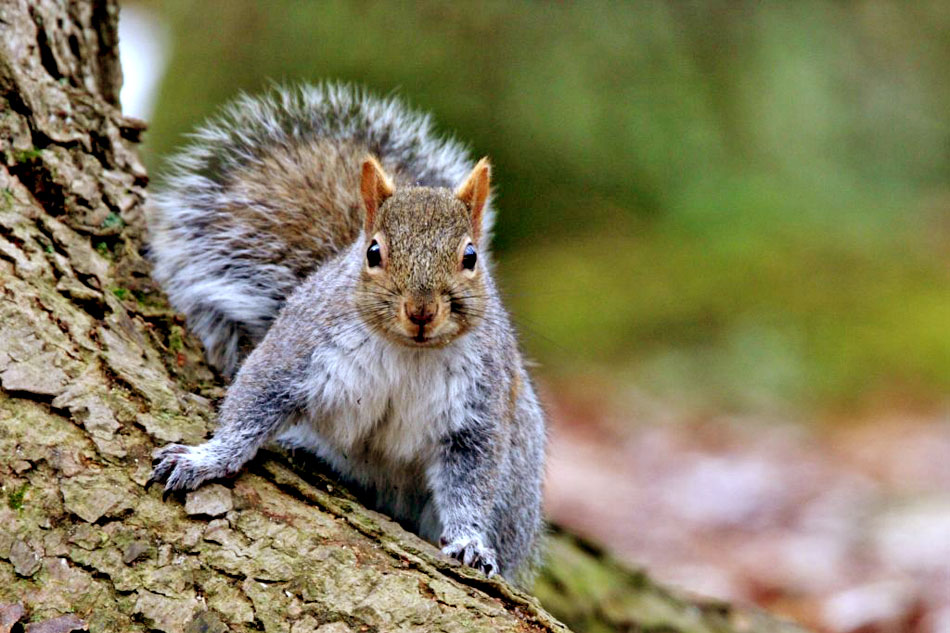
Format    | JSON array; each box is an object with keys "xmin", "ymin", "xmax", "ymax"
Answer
[{"xmin": 355, "ymin": 157, "xmax": 491, "ymax": 348}]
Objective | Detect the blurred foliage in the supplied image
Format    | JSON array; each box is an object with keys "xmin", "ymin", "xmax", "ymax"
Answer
[{"xmin": 142, "ymin": 0, "xmax": 950, "ymax": 415}]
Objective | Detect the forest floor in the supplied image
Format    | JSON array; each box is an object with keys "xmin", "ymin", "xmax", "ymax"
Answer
[{"xmin": 543, "ymin": 384, "xmax": 950, "ymax": 633}]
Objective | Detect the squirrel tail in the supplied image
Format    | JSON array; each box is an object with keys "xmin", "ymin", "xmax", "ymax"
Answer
[{"xmin": 148, "ymin": 83, "xmax": 490, "ymax": 376}]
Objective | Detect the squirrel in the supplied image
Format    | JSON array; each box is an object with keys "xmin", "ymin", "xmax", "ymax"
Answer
[{"xmin": 146, "ymin": 83, "xmax": 547, "ymax": 583}]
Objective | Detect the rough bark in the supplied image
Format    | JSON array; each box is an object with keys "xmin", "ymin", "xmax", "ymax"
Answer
[{"xmin": 0, "ymin": 2, "xmax": 810, "ymax": 632}]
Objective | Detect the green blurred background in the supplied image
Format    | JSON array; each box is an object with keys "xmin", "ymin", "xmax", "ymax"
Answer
[{"xmin": 135, "ymin": 0, "xmax": 950, "ymax": 418}]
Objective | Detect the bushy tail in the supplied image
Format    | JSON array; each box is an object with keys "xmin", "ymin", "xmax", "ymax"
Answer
[{"xmin": 148, "ymin": 83, "xmax": 490, "ymax": 376}]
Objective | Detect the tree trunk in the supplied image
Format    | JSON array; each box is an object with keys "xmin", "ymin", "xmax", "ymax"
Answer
[{"xmin": 0, "ymin": 2, "xmax": 809, "ymax": 632}]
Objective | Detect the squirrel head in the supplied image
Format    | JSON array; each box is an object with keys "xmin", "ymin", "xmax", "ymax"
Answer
[{"xmin": 355, "ymin": 155, "xmax": 491, "ymax": 348}]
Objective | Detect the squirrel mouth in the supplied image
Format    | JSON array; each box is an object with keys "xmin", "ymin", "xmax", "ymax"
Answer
[
  {"xmin": 400, "ymin": 319, "xmax": 451, "ymax": 347},
  {"xmin": 407, "ymin": 324, "xmax": 446, "ymax": 347}
]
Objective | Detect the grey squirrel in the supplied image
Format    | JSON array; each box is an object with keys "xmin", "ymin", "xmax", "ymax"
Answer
[{"xmin": 147, "ymin": 83, "xmax": 547, "ymax": 582}]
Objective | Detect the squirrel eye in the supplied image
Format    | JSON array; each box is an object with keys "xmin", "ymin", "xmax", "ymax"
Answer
[
  {"xmin": 367, "ymin": 240, "xmax": 382, "ymax": 268},
  {"xmin": 462, "ymin": 243, "xmax": 477, "ymax": 270}
]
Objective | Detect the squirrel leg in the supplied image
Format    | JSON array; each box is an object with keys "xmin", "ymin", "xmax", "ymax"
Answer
[
  {"xmin": 149, "ymin": 363, "xmax": 305, "ymax": 495},
  {"xmin": 428, "ymin": 424, "xmax": 501, "ymax": 577}
]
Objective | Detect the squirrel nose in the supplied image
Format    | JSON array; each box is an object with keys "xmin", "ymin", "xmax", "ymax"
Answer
[{"xmin": 405, "ymin": 298, "xmax": 437, "ymax": 325}]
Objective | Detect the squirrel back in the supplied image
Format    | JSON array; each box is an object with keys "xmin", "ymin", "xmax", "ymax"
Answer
[{"xmin": 148, "ymin": 83, "xmax": 493, "ymax": 375}]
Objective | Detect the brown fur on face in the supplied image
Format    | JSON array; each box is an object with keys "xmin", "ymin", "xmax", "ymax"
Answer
[{"xmin": 355, "ymin": 159, "xmax": 490, "ymax": 348}]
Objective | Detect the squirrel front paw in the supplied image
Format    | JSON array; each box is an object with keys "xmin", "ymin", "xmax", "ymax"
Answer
[
  {"xmin": 440, "ymin": 534, "xmax": 498, "ymax": 577},
  {"xmin": 147, "ymin": 443, "xmax": 233, "ymax": 497}
]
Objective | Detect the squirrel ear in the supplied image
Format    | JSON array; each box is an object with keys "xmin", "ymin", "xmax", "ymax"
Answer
[
  {"xmin": 361, "ymin": 156, "xmax": 395, "ymax": 233},
  {"xmin": 455, "ymin": 157, "xmax": 491, "ymax": 242}
]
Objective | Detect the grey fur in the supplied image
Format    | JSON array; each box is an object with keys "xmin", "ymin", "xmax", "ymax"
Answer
[
  {"xmin": 149, "ymin": 83, "xmax": 492, "ymax": 376},
  {"xmin": 148, "ymin": 83, "xmax": 545, "ymax": 584}
]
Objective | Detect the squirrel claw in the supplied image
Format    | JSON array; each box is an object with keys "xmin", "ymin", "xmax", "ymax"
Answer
[
  {"xmin": 441, "ymin": 535, "xmax": 498, "ymax": 578},
  {"xmin": 150, "ymin": 443, "xmax": 232, "ymax": 498}
]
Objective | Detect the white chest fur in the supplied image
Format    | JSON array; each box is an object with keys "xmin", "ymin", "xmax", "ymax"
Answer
[{"xmin": 294, "ymin": 332, "xmax": 477, "ymax": 467}]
